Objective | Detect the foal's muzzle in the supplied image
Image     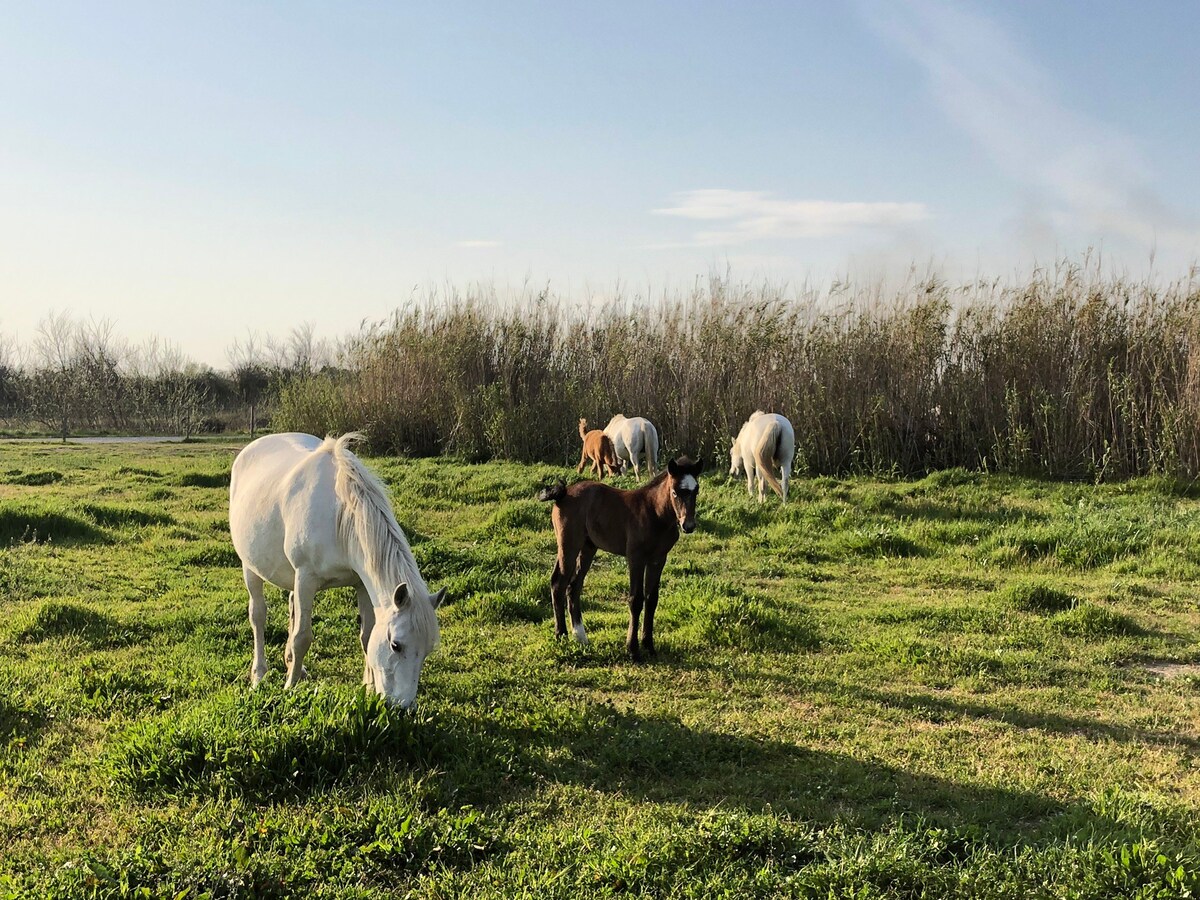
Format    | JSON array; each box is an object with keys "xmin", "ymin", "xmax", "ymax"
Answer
[{"xmin": 681, "ymin": 520, "xmax": 696, "ymax": 534}]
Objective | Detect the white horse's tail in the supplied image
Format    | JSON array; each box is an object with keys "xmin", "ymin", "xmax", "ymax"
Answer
[
  {"xmin": 753, "ymin": 419, "xmax": 786, "ymax": 500},
  {"xmin": 645, "ymin": 422, "xmax": 660, "ymax": 472}
]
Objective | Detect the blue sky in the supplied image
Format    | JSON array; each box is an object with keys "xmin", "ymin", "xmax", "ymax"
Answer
[{"xmin": 2, "ymin": 1, "xmax": 1197, "ymax": 365}]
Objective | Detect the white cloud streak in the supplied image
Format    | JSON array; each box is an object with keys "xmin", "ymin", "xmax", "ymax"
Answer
[
  {"xmin": 860, "ymin": 0, "xmax": 1200, "ymax": 259},
  {"xmin": 456, "ymin": 239, "xmax": 503, "ymax": 248},
  {"xmin": 652, "ymin": 189, "xmax": 930, "ymax": 246}
]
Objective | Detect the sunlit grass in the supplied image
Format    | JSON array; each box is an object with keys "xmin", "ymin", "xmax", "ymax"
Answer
[{"xmin": 1, "ymin": 440, "xmax": 1199, "ymax": 897}]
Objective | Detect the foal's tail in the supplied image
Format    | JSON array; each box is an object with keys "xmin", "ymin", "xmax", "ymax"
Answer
[
  {"xmin": 538, "ymin": 480, "xmax": 568, "ymax": 503},
  {"xmin": 753, "ymin": 420, "xmax": 786, "ymax": 499}
]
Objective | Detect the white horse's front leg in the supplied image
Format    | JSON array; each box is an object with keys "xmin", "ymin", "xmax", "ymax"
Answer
[
  {"xmin": 244, "ymin": 568, "xmax": 269, "ymax": 686},
  {"xmin": 285, "ymin": 576, "xmax": 316, "ymax": 688},
  {"xmin": 356, "ymin": 586, "xmax": 376, "ymax": 687},
  {"xmin": 745, "ymin": 465, "xmax": 755, "ymax": 499}
]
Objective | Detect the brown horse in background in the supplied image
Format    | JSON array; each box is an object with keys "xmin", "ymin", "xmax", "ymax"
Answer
[
  {"xmin": 538, "ymin": 456, "xmax": 703, "ymax": 661},
  {"xmin": 577, "ymin": 418, "xmax": 620, "ymax": 479}
]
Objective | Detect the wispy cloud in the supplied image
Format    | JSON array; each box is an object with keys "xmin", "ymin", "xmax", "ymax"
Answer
[
  {"xmin": 652, "ymin": 189, "xmax": 929, "ymax": 246},
  {"xmin": 860, "ymin": 0, "xmax": 1200, "ymax": 259},
  {"xmin": 456, "ymin": 239, "xmax": 503, "ymax": 248}
]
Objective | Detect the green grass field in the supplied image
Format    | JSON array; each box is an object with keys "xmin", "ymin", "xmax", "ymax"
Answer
[{"xmin": 2, "ymin": 440, "xmax": 1200, "ymax": 898}]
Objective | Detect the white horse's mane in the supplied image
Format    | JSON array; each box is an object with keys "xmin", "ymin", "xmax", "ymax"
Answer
[{"xmin": 326, "ymin": 433, "xmax": 438, "ymax": 640}]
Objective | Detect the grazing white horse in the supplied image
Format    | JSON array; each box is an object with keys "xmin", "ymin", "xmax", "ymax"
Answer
[
  {"xmin": 730, "ymin": 411, "xmax": 795, "ymax": 502},
  {"xmin": 229, "ymin": 432, "xmax": 444, "ymax": 708},
  {"xmin": 604, "ymin": 414, "xmax": 660, "ymax": 479}
]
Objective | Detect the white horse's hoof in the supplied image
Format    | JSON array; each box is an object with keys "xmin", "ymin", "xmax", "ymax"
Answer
[{"xmin": 573, "ymin": 623, "xmax": 589, "ymax": 646}]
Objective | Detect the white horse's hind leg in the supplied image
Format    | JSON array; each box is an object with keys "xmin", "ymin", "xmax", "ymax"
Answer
[
  {"xmin": 244, "ymin": 568, "xmax": 269, "ymax": 686},
  {"xmin": 356, "ymin": 586, "xmax": 375, "ymax": 687},
  {"xmin": 285, "ymin": 575, "xmax": 316, "ymax": 688},
  {"xmin": 781, "ymin": 463, "xmax": 791, "ymax": 503}
]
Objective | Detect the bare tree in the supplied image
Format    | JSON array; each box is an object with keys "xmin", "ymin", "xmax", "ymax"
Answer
[
  {"xmin": 265, "ymin": 322, "xmax": 333, "ymax": 377},
  {"xmin": 227, "ymin": 332, "xmax": 271, "ymax": 436},
  {"xmin": 28, "ymin": 312, "xmax": 85, "ymax": 442},
  {"xmin": 128, "ymin": 337, "xmax": 210, "ymax": 438},
  {"xmin": 0, "ymin": 324, "xmax": 20, "ymax": 414},
  {"xmin": 75, "ymin": 318, "xmax": 128, "ymax": 430}
]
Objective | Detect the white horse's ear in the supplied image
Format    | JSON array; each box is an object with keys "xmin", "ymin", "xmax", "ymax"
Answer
[
  {"xmin": 432, "ymin": 587, "xmax": 447, "ymax": 609},
  {"xmin": 391, "ymin": 583, "xmax": 411, "ymax": 610}
]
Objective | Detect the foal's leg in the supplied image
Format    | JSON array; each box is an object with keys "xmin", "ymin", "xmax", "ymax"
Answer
[
  {"xmin": 550, "ymin": 549, "xmax": 577, "ymax": 638},
  {"xmin": 284, "ymin": 572, "xmax": 317, "ymax": 689},
  {"xmin": 568, "ymin": 542, "xmax": 597, "ymax": 645},
  {"xmin": 356, "ymin": 586, "xmax": 375, "ymax": 687},
  {"xmin": 642, "ymin": 556, "xmax": 667, "ymax": 656},
  {"xmin": 626, "ymin": 555, "xmax": 647, "ymax": 661},
  {"xmin": 244, "ymin": 567, "xmax": 269, "ymax": 686}
]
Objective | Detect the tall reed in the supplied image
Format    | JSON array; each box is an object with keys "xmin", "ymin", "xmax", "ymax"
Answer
[{"xmin": 274, "ymin": 263, "xmax": 1200, "ymax": 478}]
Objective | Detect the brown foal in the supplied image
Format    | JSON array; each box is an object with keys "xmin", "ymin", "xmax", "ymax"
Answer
[
  {"xmin": 538, "ymin": 456, "xmax": 702, "ymax": 660},
  {"xmin": 577, "ymin": 418, "xmax": 620, "ymax": 479}
]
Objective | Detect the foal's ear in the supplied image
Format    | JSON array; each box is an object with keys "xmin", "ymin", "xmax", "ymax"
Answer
[
  {"xmin": 692, "ymin": 458, "xmax": 704, "ymax": 475},
  {"xmin": 391, "ymin": 583, "xmax": 411, "ymax": 610},
  {"xmin": 667, "ymin": 458, "xmax": 681, "ymax": 478},
  {"xmin": 431, "ymin": 587, "xmax": 448, "ymax": 609}
]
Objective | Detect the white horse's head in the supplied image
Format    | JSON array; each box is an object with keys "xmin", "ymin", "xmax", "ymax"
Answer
[{"xmin": 365, "ymin": 582, "xmax": 444, "ymax": 709}]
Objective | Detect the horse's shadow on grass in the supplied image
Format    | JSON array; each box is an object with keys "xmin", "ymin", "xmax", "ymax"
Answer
[
  {"xmin": 115, "ymin": 681, "xmax": 1142, "ymax": 853},
  {"xmin": 427, "ymin": 700, "xmax": 1125, "ymax": 848}
]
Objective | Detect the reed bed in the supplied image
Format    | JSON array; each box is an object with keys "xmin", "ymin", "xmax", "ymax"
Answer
[{"xmin": 276, "ymin": 262, "xmax": 1200, "ymax": 478}]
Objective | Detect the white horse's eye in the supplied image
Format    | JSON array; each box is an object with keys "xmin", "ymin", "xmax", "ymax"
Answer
[{"xmin": 390, "ymin": 640, "xmax": 405, "ymax": 655}]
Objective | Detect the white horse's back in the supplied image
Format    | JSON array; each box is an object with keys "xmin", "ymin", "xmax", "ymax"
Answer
[
  {"xmin": 230, "ymin": 433, "xmax": 342, "ymax": 590},
  {"xmin": 604, "ymin": 414, "xmax": 660, "ymax": 478}
]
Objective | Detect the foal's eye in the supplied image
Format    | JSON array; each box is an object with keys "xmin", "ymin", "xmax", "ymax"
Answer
[
  {"xmin": 670, "ymin": 489, "xmax": 677, "ymax": 497},
  {"xmin": 390, "ymin": 640, "xmax": 405, "ymax": 656}
]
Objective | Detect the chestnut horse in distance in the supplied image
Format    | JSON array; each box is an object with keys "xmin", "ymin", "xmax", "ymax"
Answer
[{"xmin": 577, "ymin": 418, "xmax": 620, "ymax": 479}]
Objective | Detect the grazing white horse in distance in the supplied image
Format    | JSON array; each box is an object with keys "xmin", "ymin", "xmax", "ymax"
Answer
[
  {"xmin": 730, "ymin": 411, "xmax": 795, "ymax": 502},
  {"xmin": 604, "ymin": 414, "xmax": 660, "ymax": 479},
  {"xmin": 229, "ymin": 432, "xmax": 444, "ymax": 709}
]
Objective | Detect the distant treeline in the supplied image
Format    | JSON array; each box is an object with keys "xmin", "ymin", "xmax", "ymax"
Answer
[
  {"xmin": 272, "ymin": 263, "xmax": 1200, "ymax": 479},
  {"xmin": 0, "ymin": 314, "xmax": 334, "ymax": 439}
]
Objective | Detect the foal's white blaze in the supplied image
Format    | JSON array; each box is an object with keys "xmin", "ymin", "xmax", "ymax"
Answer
[
  {"xmin": 573, "ymin": 622, "xmax": 589, "ymax": 645},
  {"xmin": 679, "ymin": 474, "xmax": 698, "ymax": 491}
]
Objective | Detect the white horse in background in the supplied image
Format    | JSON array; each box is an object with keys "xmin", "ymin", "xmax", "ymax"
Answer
[
  {"xmin": 730, "ymin": 411, "xmax": 795, "ymax": 502},
  {"xmin": 604, "ymin": 414, "xmax": 660, "ymax": 479},
  {"xmin": 229, "ymin": 432, "xmax": 444, "ymax": 708}
]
